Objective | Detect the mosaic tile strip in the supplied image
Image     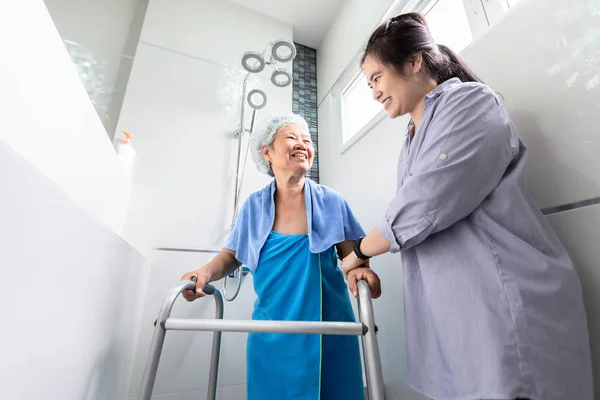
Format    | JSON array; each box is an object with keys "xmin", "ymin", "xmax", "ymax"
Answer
[{"xmin": 292, "ymin": 43, "xmax": 319, "ymax": 182}]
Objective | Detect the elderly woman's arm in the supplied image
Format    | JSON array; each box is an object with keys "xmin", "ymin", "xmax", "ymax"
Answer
[
  {"xmin": 336, "ymin": 240, "xmax": 369, "ymax": 267},
  {"xmin": 181, "ymin": 249, "xmax": 241, "ymax": 301}
]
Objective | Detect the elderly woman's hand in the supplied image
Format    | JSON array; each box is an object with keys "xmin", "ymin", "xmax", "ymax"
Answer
[
  {"xmin": 341, "ymin": 251, "xmax": 366, "ymax": 275},
  {"xmin": 180, "ymin": 267, "xmax": 212, "ymax": 302},
  {"xmin": 346, "ymin": 267, "xmax": 381, "ymax": 299}
]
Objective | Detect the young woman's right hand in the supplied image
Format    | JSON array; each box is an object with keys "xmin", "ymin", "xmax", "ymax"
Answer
[{"xmin": 180, "ymin": 267, "xmax": 212, "ymax": 302}]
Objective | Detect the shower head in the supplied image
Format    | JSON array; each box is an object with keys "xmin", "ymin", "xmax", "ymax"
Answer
[
  {"xmin": 241, "ymin": 51, "xmax": 265, "ymax": 73},
  {"xmin": 271, "ymin": 39, "xmax": 296, "ymax": 63},
  {"xmin": 241, "ymin": 39, "xmax": 296, "ymax": 76},
  {"xmin": 247, "ymin": 89, "xmax": 267, "ymax": 110},
  {"xmin": 271, "ymin": 69, "xmax": 292, "ymax": 87}
]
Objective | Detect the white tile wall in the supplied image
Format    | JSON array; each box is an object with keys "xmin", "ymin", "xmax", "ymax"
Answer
[
  {"xmin": 139, "ymin": 0, "xmax": 292, "ymax": 83},
  {"xmin": 461, "ymin": 0, "xmax": 600, "ymax": 210},
  {"xmin": 44, "ymin": 0, "xmax": 147, "ymax": 136},
  {"xmin": 0, "ymin": 141, "xmax": 150, "ymax": 400},
  {"xmin": 0, "ymin": 0, "xmax": 131, "ymax": 235}
]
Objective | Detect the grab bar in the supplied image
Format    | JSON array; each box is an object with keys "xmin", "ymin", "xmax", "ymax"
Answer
[
  {"xmin": 154, "ymin": 247, "xmax": 221, "ymax": 254},
  {"xmin": 138, "ymin": 279, "xmax": 384, "ymax": 400}
]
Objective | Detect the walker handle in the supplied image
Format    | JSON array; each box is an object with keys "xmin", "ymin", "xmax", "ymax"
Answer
[
  {"xmin": 190, "ymin": 275, "xmax": 216, "ymax": 295},
  {"xmin": 152, "ymin": 276, "xmax": 215, "ymax": 327}
]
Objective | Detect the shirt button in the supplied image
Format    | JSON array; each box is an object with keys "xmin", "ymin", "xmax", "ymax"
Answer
[{"xmin": 439, "ymin": 153, "xmax": 448, "ymax": 160}]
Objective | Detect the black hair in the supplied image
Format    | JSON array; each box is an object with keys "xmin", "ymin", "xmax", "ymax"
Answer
[{"xmin": 362, "ymin": 12, "xmax": 481, "ymax": 84}]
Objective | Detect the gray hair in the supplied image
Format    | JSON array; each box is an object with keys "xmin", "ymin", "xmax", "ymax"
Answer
[{"xmin": 250, "ymin": 113, "xmax": 310, "ymax": 176}]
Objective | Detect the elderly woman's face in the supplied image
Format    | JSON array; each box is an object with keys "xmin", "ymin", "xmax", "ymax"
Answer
[{"xmin": 263, "ymin": 124, "xmax": 314, "ymax": 176}]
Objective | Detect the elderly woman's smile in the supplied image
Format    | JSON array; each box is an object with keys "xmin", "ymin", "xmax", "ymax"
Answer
[{"xmin": 291, "ymin": 152, "xmax": 307, "ymax": 159}]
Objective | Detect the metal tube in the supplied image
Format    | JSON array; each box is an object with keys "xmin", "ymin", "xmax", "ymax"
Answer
[
  {"xmin": 356, "ymin": 295, "xmax": 369, "ymax": 399},
  {"xmin": 164, "ymin": 318, "xmax": 365, "ymax": 336},
  {"xmin": 231, "ymin": 73, "xmax": 251, "ymax": 228},
  {"xmin": 139, "ymin": 279, "xmax": 196, "ymax": 400},
  {"xmin": 154, "ymin": 247, "xmax": 220, "ymax": 254},
  {"xmin": 223, "ymin": 267, "xmax": 243, "ymax": 302},
  {"xmin": 207, "ymin": 290, "xmax": 224, "ymax": 400},
  {"xmin": 357, "ymin": 281, "xmax": 385, "ymax": 400},
  {"xmin": 234, "ymin": 107, "xmax": 257, "ymax": 201}
]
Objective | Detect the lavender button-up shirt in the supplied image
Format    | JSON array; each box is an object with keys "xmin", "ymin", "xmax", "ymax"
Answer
[{"xmin": 376, "ymin": 78, "xmax": 593, "ymax": 400}]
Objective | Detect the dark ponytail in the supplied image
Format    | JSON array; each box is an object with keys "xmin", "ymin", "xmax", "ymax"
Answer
[{"xmin": 362, "ymin": 12, "xmax": 482, "ymax": 84}]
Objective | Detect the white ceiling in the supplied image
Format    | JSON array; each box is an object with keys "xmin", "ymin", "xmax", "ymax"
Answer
[{"xmin": 227, "ymin": 0, "xmax": 348, "ymax": 49}]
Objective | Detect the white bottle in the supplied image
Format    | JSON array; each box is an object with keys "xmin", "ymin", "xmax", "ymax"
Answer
[{"xmin": 117, "ymin": 131, "xmax": 136, "ymax": 177}]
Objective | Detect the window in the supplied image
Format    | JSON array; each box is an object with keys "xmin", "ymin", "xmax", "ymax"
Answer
[
  {"xmin": 341, "ymin": 73, "xmax": 385, "ymax": 146},
  {"xmin": 425, "ymin": 0, "xmax": 473, "ymax": 53}
]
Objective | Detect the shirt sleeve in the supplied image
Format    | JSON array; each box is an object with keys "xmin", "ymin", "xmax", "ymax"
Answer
[{"xmin": 377, "ymin": 84, "xmax": 518, "ymax": 253}]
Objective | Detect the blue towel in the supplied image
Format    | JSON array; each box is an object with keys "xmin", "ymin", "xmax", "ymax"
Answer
[{"xmin": 224, "ymin": 178, "xmax": 365, "ymax": 271}]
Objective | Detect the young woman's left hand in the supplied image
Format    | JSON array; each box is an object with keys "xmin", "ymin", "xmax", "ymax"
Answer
[{"xmin": 341, "ymin": 251, "xmax": 366, "ymax": 275}]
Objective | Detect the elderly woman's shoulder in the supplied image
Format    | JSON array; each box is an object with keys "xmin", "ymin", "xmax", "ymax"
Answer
[
  {"xmin": 308, "ymin": 180, "xmax": 346, "ymax": 202},
  {"xmin": 236, "ymin": 181, "xmax": 274, "ymax": 210},
  {"xmin": 251, "ymin": 181, "xmax": 274, "ymax": 199}
]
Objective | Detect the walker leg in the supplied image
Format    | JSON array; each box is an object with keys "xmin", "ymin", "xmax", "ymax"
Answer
[
  {"xmin": 139, "ymin": 321, "xmax": 168, "ymax": 400},
  {"xmin": 207, "ymin": 290, "xmax": 224, "ymax": 400},
  {"xmin": 357, "ymin": 281, "xmax": 385, "ymax": 400},
  {"xmin": 138, "ymin": 279, "xmax": 200, "ymax": 400},
  {"xmin": 357, "ymin": 295, "xmax": 370, "ymax": 400}
]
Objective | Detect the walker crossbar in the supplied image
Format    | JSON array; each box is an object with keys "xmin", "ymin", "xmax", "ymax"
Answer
[{"xmin": 139, "ymin": 278, "xmax": 385, "ymax": 400}]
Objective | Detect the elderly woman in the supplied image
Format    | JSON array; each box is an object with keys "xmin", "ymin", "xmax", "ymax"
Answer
[{"xmin": 181, "ymin": 114, "xmax": 380, "ymax": 400}]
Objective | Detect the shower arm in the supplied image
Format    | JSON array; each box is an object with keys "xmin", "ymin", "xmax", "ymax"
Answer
[
  {"xmin": 231, "ymin": 107, "xmax": 257, "ymax": 228},
  {"xmin": 231, "ymin": 74, "xmax": 248, "ymax": 229},
  {"xmin": 231, "ymin": 67, "xmax": 260, "ymax": 228}
]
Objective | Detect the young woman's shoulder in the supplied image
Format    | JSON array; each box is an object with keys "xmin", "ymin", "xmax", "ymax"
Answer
[{"xmin": 442, "ymin": 80, "xmax": 500, "ymax": 106}]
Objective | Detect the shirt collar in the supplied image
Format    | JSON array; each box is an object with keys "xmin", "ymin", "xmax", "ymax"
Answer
[
  {"xmin": 425, "ymin": 77, "xmax": 462, "ymax": 102},
  {"xmin": 404, "ymin": 78, "xmax": 463, "ymax": 137}
]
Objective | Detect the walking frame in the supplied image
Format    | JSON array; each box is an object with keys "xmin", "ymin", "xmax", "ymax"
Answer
[{"xmin": 139, "ymin": 277, "xmax": 385, "ymax": 399}]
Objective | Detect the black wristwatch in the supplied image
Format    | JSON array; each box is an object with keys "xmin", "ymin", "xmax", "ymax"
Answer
[{"xmin": 353, "ymin": 236, "xmax": 371, "ymax": 260}]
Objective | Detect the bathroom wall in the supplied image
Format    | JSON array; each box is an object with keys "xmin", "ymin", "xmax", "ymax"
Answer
[
  {"xmin": 116, "ymin": 0, "xmax": 294, "ymax": 398},
  {"xmin": 44, "ymin": 0, "xmax": 149, "ymax": 138},
  {"xmin": 0, "ymin": 4, "xmax": 149, "ymax": 399},
  {"xmin": 0, "ymin": 140, "xmax": 150, "ymax": 400},
  {"xmin": 0, "ymin": 0, "xmax": 131, "ymax": 235},
  {"xmin": 317, "ymin": 0, "xmax": 600, "ymax": 398}
]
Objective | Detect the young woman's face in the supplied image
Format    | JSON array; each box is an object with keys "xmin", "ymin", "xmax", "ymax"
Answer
[{"xmin": 362, "ymin": 53, "xmax": 424, "ymax": 119}]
